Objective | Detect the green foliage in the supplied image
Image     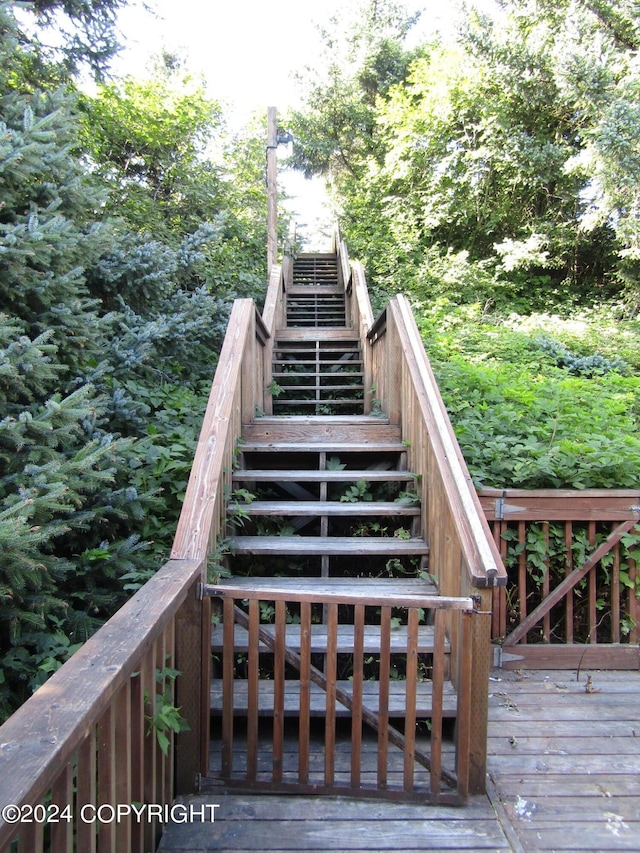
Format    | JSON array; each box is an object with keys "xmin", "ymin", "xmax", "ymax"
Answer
[
  {"xmin": 144, "ymin": 666, "xmax": 190, "ymax": 757},
  {"xmin": 0, "ymin": 4, "xmax": 269, "ymax": 721},
  {"xmin": 340, "ymin": 479, "xmax": 373, "ymax": 502},
  {"xmin": 418, "ymin": 301, "xmax": 640, "ymax": 489}
]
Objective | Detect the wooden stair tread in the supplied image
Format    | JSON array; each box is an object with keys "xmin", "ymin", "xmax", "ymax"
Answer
[
  {"xmin": 273, "ymin": 347, "xmax": 361, "ymax": 355},
  {"xmin": 271, "ymin": 362, "xmax": 362, "ymax": 370},
  {"xmin": 275, "ymin": 329, "xmax": 359, "ymax": 341},
  {"xmin": 227, "ymin": 536, "xmax": 429, "ymax": 556},
  {"xmin": 274, "ymin": 400, "xmax": 363, "ymax": 407},
  {"xmin": 287, "ymin": 286, "xmax": 343, "ymax": 295},
  {"xmin": 233, "ymin": 470, "xmax": 416, "ymax": 482},
  {"xmin": 211, "ymin": 623, "xmax": 446, "ymax": 654},
  {"xmin": 240, "ymin": 442, "xmax": 405, "ymax": 453},
  {"xmin": 241, "ymin": 420, "xmax": 399, "ymax": 444},
  {"xmin": 270, "ymin": 385, "xmax": 365, "ymax": 392},
  {"xmin": 210, "ymin": 679, "xmax": 458, "ymax": 718},
  {"xmin": 227, "ymin": 500, "xmax": 419, "ymax": 516}
]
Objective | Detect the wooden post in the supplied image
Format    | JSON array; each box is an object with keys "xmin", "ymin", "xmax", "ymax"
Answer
[{"xmin": 267, "ymin": 106, "xmax": 278, "ymax": 271}]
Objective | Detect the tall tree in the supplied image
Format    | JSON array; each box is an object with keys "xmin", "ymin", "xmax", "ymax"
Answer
[
  {"xmin": 292, "ymin": 0, "xmax": 640, "ymax": 304},
  {"xmin": 287, "ymin": 0, "xmax": 422, "ymax": 185}
]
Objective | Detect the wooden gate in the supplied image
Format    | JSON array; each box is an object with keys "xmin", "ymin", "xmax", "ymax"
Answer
[{"xmin": 205, "ymin": 580, "xmax": 480, "ymax": 804}]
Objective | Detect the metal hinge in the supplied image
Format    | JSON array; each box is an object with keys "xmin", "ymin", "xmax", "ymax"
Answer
[{"xmin": 492, "ymin": 646, "xmax": 525, "ymax": 668}]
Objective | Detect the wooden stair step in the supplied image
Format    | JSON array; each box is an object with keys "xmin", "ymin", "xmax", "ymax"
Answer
[
  {"xmin": 272, "ymin": 384, "xmax": 364, "ymax": 393},
  {"xmin": 275, "ymin": 329, "xmax": 359, "ymax": 341},
  {"xmin": 274, "ymin": 343, "xmax": 360, "ymax": 351},
  {"xmin": 239, "ymin": 441, "xmax": 404, "ymax": 453},
  {"xmin": 241, "ymin": 419, "xmax": 399, "ymax": 444},
  {"xmin": 233, "ymin": 470, "xmax": 415, "ymax": 483},
  {"xmin": 287, "ymin": 286, "xmax": 343, "ymax": 296},
  {"xmin": 210, "ymin": 679, "xmax": 458, "ymax": 718},
  {"xmin": 274, "ymin": 399, "xmax": 364, "ymax": 407},
  {"xmin": 228, "ymin": 500, "xmax": 419, "ymax": 517},
  {"xmin": 211, "ymin": 622, "xmax": 446, "ymax": 654},
  {"xmin": 273, "ymin": 362, "xmax": 362, "ymax": 368},
  {"xmin": 208, "ymin": 576, "xmax": 437, "ymax": 598},
  {"xmin": 226, "ymin": 535, "xmax": 429, "ymax": 556}
]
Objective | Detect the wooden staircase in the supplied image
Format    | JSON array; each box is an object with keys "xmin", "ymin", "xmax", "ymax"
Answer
[
  {"xmin": 0, "ymin": 238, "xmax": 506, "ymax": 853},
  {"xmin": 204, "ymin": 250, "xmax": 479, "ymax": 802},
  {"xmin": 271, "ymin": 255, "xmax": 365, "ymax": 415}
]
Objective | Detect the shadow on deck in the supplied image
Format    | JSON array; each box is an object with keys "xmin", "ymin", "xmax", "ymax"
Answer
[{"xmin": 158, "ymin": 669, "xmax": 640, "ymax": 852}]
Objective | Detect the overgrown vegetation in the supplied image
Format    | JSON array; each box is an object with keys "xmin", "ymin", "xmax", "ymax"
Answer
[
  {"xmin": 0, "ymin": 0, "xmax": 272, "ymax": 720},
  {"xmin": 288, "ymin": 0, "xmax": 640, "ymax": 492}
]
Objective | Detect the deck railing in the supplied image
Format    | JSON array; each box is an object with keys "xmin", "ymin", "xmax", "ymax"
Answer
[
  {"xmin": 480, "ymin": 488, "xmax": 640, "ymax": 668},
  {"xmin": 0, "ymin": 298, "xmax": 269, "ymax": 853}
]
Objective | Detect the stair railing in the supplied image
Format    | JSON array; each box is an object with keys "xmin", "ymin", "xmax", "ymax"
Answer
[
  {"xmin": 0, "ymin": 297, "xmax": 270, "ymax": 853},
  {"xmin": 336, "ymin": 247, "xmax": 507, "ymax": 793}
]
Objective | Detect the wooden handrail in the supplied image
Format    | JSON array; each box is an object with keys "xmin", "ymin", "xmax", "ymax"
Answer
[
  {"xmin": 0, "ymin": 558, "xmax": 202, "ymax": 851},
  {"xmin": 172, "ymin": 298, "xmax": 265, "ymax": 561},
  {"xmin": 394, "ymin": 295, "xmax": 504, "ymax": 588}
]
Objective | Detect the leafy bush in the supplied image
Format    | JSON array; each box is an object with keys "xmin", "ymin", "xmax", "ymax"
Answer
[{"xmin": 417, "ymin": 302, "xmax": 640, "ymax": 489}]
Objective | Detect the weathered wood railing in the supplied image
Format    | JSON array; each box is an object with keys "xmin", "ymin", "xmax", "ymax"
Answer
[
  {"xmin": 0, "ymin": 298, "xmax": 269, "ymax": 853},
  {"xmin": 480, "ymin": 488, "xmax": 640, "ymax": 668},
  {"xmin": 206, "ymin": 581, "xmax": 478, "ymax": 804}
]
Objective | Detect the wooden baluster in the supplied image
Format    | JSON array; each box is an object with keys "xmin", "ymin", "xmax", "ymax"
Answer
[
  {"xmin": 142, "ymin": 647, "xmax": 156, "ymax": 853},
  {"xmin": 113, "ymin": 681, "xmax": 132, "ymax": 853},
  {"xmin": 129, "ymin": 663, "xmax": 145, "ymax": 853},
  {"xmin": 18, "ymin": 820, "xmax": 43, "ymax": 852},
  {"xmin": 455, "ymin": 611, "xmax": 473, "ymax": 801},
  {"xmin": 629, "ymin": 555, "xmax": 639, "ymax": 645},
  {"xmin": 273, "ymin": 600, "xmax": 286, "ymax": 783},
  {"xmin": 51, "ymin": 762, "xmax": 73, "ymax": 853},
  {"xmin": 163, "ymin": 619, "xmax": 176, "ymax": 807},
  {"xmin": 612, "ymin": 536, "xmax": 621, "ymax": 643},
  {"xmin": 247, "ymin": 598, "xmax": 260, "ymax": 782},
  {"xmin": 430, "ymin": 608, "xmax": 445, "ymax": 797},
  {"xmin": 298, "ymin": 601, "xmax": 311, "ymax": 785},
  {"xmin": 404, "ymin": 607, "xmax": 418, "ymax": 793},
  {"xmin": 221, "ymin": 596, "xmax": 235, "ymax": 778},
  {"xmin": 543, "ymin": 522, "xmax": 550, "ymax": 642},
  {"xmin": 324, "ymin": 602, "xmax": 338, "ymax": 787},
  {"xmin": 350, "ymin": 603, "xmax": 364, "ymax": 790},
  {"xmin": 77, "ymin": 727, "xmax": 98, "ymax": 853},
  {"xmin": 565, "ymin": 521, "xmax": 574, "ymax": 643},
  {"xmin": 377, "ymin": 606, "xmax": 391, "ymax": 790},
  {"xmin": 589, "ymin": 521, "xmax": 597, "ymax": 643},
  {"xmin": 518, "ymin": 521, "xmax": 527, "ymax": 638},
  {"xmin": 97, "ymin": 704, "xmax": 116, "ymax": 853},
  {"xmin": 154, "ymin": 631, "xmax": 167, "ymax": 839}
]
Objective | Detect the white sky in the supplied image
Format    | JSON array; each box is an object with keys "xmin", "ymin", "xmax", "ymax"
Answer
[{"xmin": 112, "ymin": 0, "xmax": 496, "ymax": 249}]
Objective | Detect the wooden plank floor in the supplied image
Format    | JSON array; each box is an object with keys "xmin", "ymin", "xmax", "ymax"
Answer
[
  {"xmin": 158, "ymin": 669, "xmax": 640, "ymax": 852},
  {"xmin": 486, "ymin": 668, "xmax": 640, "ymax": 852}
]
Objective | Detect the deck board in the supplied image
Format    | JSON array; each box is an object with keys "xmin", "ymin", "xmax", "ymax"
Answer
[{"xmin": 158, "ymin": 669, "xmax": 640, "ymax": 853}]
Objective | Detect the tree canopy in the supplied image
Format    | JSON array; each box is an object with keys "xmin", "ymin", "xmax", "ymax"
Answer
[
  {"xmin": 288, "ymin": 0, "xmax": 640, "ymax": 307},
  {"xmin": 0, "ymin": 0, "xmax": 270, "ymax": 719}
]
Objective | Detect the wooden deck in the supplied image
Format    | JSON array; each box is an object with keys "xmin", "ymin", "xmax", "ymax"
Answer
[{"xmin": 158, "ymin": 668, "xmax": 640, "ymax": 852}]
